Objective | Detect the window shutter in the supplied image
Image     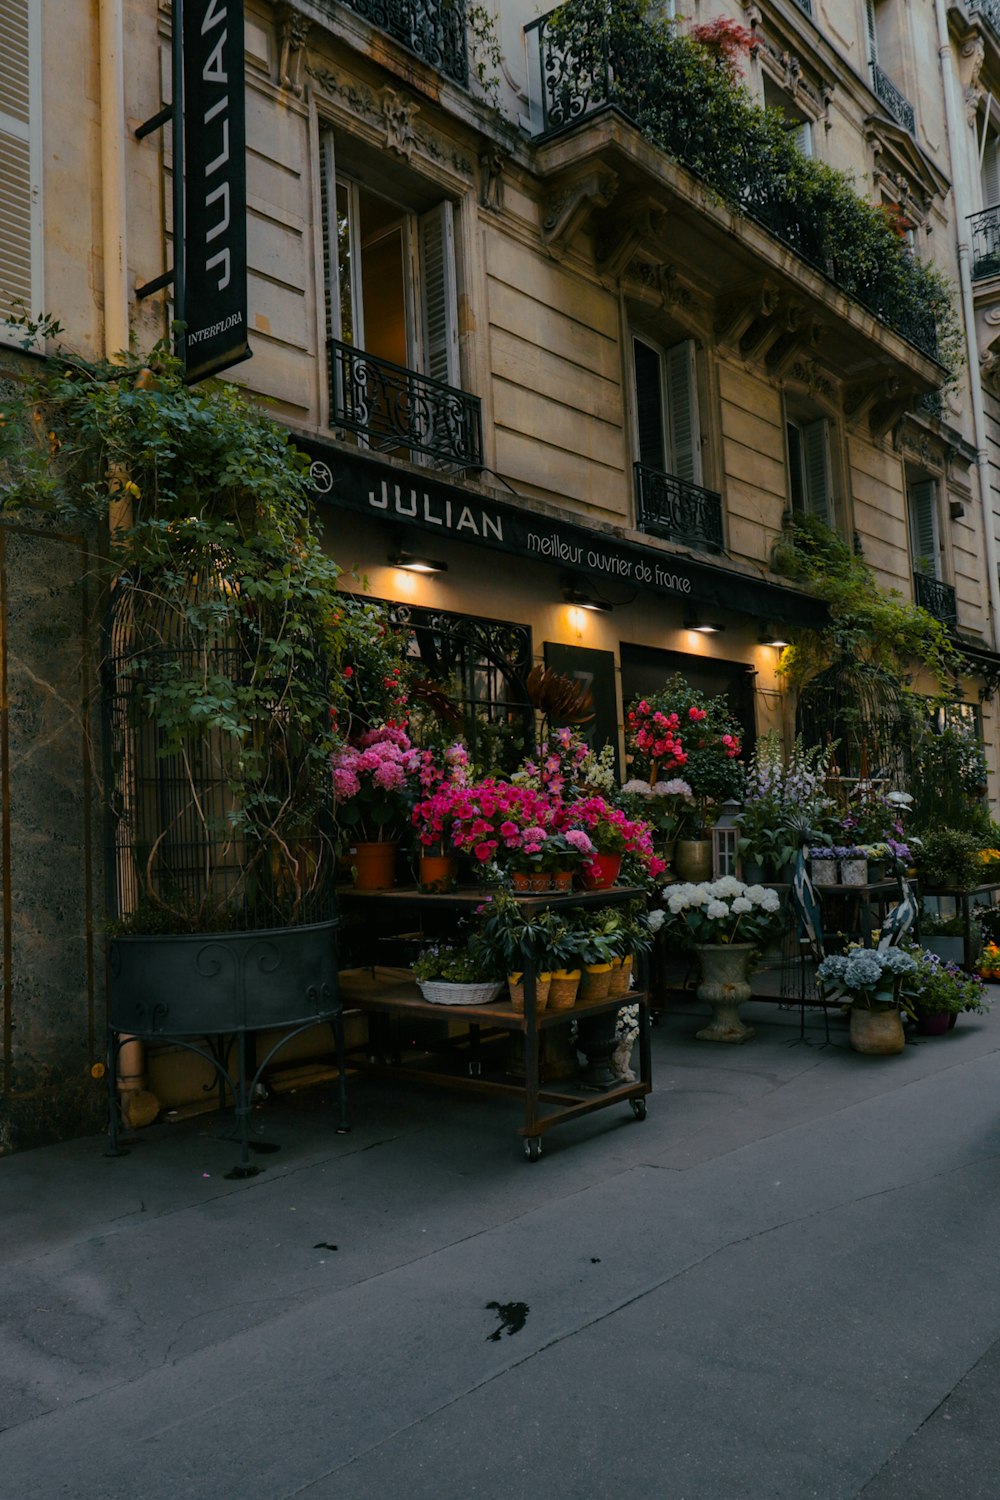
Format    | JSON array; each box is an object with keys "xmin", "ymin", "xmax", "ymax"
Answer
[
  {"xmin": 802, "ymin": 418, "xmax": 832, "ymax": 524},
  {"xmin": 0, "ymin": 0, "xmax": 33, "ymax": 323},
  {"xmin": 665, "ymin": 339, "xmax": 702, "ymax": 485},
  {"xmin": 865, "ymin": 0, "xmax": 879, "ymax": 65},
  {"xmin": 419, "ymin": 201, "xmax": 460, "ymax": 387},
  {"xmin": 632, "ymin": 336, "xmax": 666, "ymax": 472},
  {"xmin": 909, "ymin": 479, "xmax": 938, "ymax": 577},
  {"xmin": 790, "ymin": 119, "xmax": 813, "ymax": 158},
  {"xmin": 983, "ymin": 137, "xmax": 1000, "ymax": 211}
]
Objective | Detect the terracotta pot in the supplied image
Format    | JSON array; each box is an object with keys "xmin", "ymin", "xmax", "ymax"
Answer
[
  {"xmin": 550, "ymin": 869, "xmax": 574, "ymax": 893},
  {"xmin": 694, "ymin": 942, "xmax": 755, "ymax": 1043},
  {"xmin": 675, "ymin": 839, "xmax": 713, "ymax": 882},
  {"xmin": 850, "ymin": 1001, "xmax": 905, "ymax": 1054},
  {"xmin": 527, "ymin": 871, "xmax": 551, "ymax": 893},
  {"xmin": 418, "ymin": 854, "xmax": 457, "ymax": 892},
  {"xmin": 507, "ymin": 972, "xmax": 551, "ymax": 1013},
  {"xmin": 511, "ymin": 870, "xmax": 531, "ymax": 892},
  {"xmin": 350, "ymin": 841, "xmax": 398, "ymax": 890},
  {"xmin": 549, "ymin": 969, "xmax": 581, "ymax": 1009},
  {"xmin": 579, "ymin": 963, "xmax": 613, "ymax": 1003},
  {"xmin": 582, "ymin": 852, "xmax": 622, "ymax": 890}
]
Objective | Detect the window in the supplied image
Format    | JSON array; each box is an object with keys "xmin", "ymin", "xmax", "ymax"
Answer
[
  {"xmin": 982, "ymin": 127, "xmax": 1000, "ymax": 211},
  {"xmin": 786, "ymin": 416, "xmax": 832, "ymax": 524},
  {"xmin": 631, "ymin": 333, "xmax": 701, "ymax": 484},
  {"xmin": 0, "ymin": 0, "xmax": 41, "ymax": 332},
  {"xmin": 321, "ymin": 134, "xmax": 459, "ymax": 386},
  {"xmin": 908, "ymin": 477, "xmax": 939, "ymax": 578},
  {"xmin": 762, "ymin": 77, "xmax": 813, "ymax": 159}
]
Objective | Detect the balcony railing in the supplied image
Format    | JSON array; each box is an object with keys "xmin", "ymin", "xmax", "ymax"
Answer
[
  {"xmin": 914, "ymin": 571, "xmax": 957, "ymax": 626},
  {"xmin": 971, "ymin": 0, "xmax": 1000, "ymax": 44},
  {"xmin": 969, "ymin": 205, "xmax": 1000, "ymax": 281},
  {"xmin": 871, "ymin": 62, "xmax": 915, "ymax": 135},
  {"xmin": 792, "ymin": 0, "xmax": 812, "ymax": 14},
  {"xmin": 329, "ymin": 0, "xmax": 469, "ymax": 87},
  {"xmin": 634, "ymin": 463, "xmax": 724, "ymax": 553},
  {"xmin": 526, "ymin": 4, "xmax": 939, "ymax": 362},
  {"xmin": 328, "ymin": 339, "xmax": 484, "ymax": 469}
]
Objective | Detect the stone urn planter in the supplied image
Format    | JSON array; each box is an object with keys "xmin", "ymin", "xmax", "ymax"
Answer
[{"xmin": 694, "ymin": 942, "xmax": 755, "ymax": 1043}]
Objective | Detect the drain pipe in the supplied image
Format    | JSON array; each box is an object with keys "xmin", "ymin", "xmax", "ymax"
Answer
[
  {"xmin": 99, "ymin": 0, "xmax": 159, "ymax": 1127},
  {"xmin": 99, "ymin": 0, "xmax": 129, "ymax": 359},
  {"xmin": 935, "ymin": 0, "xmax": 1000, "ymax": 656}
]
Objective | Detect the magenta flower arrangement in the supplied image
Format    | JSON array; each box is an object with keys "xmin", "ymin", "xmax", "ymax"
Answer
[{"xmin": 332, "ymin": 725, "xmax": 421, "ymax": 842}]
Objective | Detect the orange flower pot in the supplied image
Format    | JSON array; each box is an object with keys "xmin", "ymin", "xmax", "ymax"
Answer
[{"xmin": 350, "ymin": 841, "xmax": 398, "ymax": 890}]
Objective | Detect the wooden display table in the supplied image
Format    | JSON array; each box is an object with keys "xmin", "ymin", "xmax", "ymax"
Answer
[{"xmin": 338, "ymin": 887, "xmax": 652, "ymax": 1161}]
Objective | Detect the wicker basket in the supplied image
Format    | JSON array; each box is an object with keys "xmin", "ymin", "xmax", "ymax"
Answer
[
  {"xmin": 608, "ymin": 955, "xmax": 633, "ymax": 998},
  {"xmin": 417, "ymin": 980, "xmax": 503, "ymax": 1006}
]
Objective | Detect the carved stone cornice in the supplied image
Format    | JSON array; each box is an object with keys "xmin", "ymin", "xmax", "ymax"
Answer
[
  {"xmin": 540, "ymin": 166, "xmax": 618, "ymax": 259},
  {"xmin": 623, "ymin": 259, "xmax": 694, "ymax": 312},
  {"xmin": 595, "ymin": 196, "xmax": 665, "ymax": 281},
  {"xmin": 714, "ymin": 283, "xmax": 781, "ymax": 349},
  {"xmin": 276, "ymin": 3, "xmax": 310, "ymax": 96},
  {"xmin": 306, "ymin": 64, "xmax": 475, "ymax": 179}
]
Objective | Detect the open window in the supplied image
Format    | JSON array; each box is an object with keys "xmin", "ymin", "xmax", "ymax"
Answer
[
  {"xmin": 908, "ymin": 476, "xmax": 939, "ymax": 579},
  {"xmin": 786, "ymin": 415, "xmax": 833, "ymax": 526},
  {"xmin": 630, "ymin": 333, "xmax": 702, "ymax": 485}
]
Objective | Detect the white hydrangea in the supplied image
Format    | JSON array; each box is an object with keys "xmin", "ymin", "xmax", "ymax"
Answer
[
  {"xmin": 712, "ymin": 876, "xmax": 743, "ymax": 900},
  {"xmin": 731, "ymin": 896, "xmax": 752, "ymax": 914},
  {"xmin": 706, "ymin": 900, "xmax": 730, "ymax": 919},
  {"xmin": 744, "ymin": 884, "xmax": 767, "ymax": 903},
  {"xmin": 667, "ymin": 890, "xmax": 691, "ymax": 914},
  {"xmin": 646, "ymin": 908, "xmax": 666, "ymax": 933},
  {"xmin": 760, "ymin": 889, "xmax": 781, "ymax": 912}
]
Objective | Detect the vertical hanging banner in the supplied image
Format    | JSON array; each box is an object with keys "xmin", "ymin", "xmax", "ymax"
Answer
[{"xmin": 182, "ymin": 0, "xmax": 251, "ymax": 383}]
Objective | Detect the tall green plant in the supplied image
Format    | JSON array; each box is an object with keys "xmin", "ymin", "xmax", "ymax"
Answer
[{"xmin": 0, "ymin": 326, "xmax": 365, "ymax": 929}]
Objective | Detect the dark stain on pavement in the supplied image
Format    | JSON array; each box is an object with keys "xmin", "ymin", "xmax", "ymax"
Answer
[
  {"xmin": 485, "ymin": 1301, "xmax": 529, "ymax": 1341},
  {"xmin": 313, "ymin": 1242, "xmax": 339, "ymax": 1251}
]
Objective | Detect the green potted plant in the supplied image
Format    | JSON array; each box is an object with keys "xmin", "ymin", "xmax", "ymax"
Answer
[
  {"xmin": 475, "ymin": 893, "xmax": 560, "ymax": 1010},
  {"xmin": 914, "ymin": 828, "xmax": 985, "ymax": 893},
  {"xmin": 901, "ymin": 946, "xmax": 989, "ymax": 1035},
  {"xmin": 410, "ymin": 941, "xmax": 503, "ymax": 1006}
]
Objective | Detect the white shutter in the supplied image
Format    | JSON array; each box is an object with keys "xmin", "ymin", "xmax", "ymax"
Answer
[
  {"xmin": 665, "ymin": 339, "xmax": 702, "ymax": 485},
  {"xmin": 909, "ymin": 479, "xmax": 938, "ymax": 577},
  {"xmin": 802, "ymin": 418, "xmax": 832, "ymax": 524},
  {"xmin": 419, "ymin": 201, "xmax": 460, "ymax": 387},
  {"xmin": 0, "ymin": 0, "xmax": 36, "ymax": 325},
  {"xmin": 791, "ymin": 119, "xmax": 813, "ymax": 158},
  {"xmin": 983, "ymin": 137, "xmax": 1000, "ymax": 210},
  {"xmin": 865, "ymin": 0, "xmax": 879, "ymax": 65}
]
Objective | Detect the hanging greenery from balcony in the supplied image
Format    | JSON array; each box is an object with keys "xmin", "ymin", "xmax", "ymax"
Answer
[
  {"xmin": 539, "ymin": 0, "xmax": 960, "ymax": 373},
  {"xmin": 772, "ymin": 513, "xmax": 965, "ymax": 693}
]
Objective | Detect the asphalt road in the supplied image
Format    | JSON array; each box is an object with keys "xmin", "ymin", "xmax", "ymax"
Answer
[{"xmin": 3, "ymin": 996, "xmax": 1000, "ymax": 1500}]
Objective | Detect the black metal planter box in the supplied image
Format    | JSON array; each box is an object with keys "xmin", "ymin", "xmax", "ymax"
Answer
[{"xmin": 107, "ymin": 918, "xmax": 347, "ymax": 1174}]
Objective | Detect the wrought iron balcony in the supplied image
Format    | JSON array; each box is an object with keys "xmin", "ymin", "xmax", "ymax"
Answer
[
  {"xmin": 969, "ymin": 205, "xmax": 1000, "ymax": 281},
  {"xmin": 971, "ymin": 1, "xmax": 1000, "ymax": 44},
  {"xmin": 526, "ymin": 4, "xmax": 940, "ymax": 363},
  {"xmin": 328, "ymin": 339, "xmax": 483, "ymax": 469},
  {"xmin": 329, "ymin": 0, "xmax": 469, "ymax": 87},
  {"xmin": 634, "ymin": 463, "xmax": 724, "ymax": 553},
  {"xmin": 871, "ymin": 62, "xmax": 915, "ymax": 135},
  {"xmin": 914, "ymin": 571, "xmax": 957, "ymax": 626}
]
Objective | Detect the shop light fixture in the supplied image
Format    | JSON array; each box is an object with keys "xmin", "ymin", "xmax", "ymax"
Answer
[
  {"xmin": 563, "ymin": 586, "xmax": 613, "ymax": 613},
  {"xmin": 759, "ymin": 622, "xmax": 791, "ymax": 648},
  {"xmin": 684, "ymin": 612, "xmax": 724, "ymax": 634},
  {"xmin": 390, "ymin": 550, "xmax": 448, "ymax": 574}
]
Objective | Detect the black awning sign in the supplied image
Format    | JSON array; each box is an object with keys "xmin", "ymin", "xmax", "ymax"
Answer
[{"xmin": 182, "ymin": 0, "xmax": 251, "ymax": 383}]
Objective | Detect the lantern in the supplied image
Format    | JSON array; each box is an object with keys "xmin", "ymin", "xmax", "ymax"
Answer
[{"xmin": 712, "ymin": 799, "xmax": 742, "ymax": 880}]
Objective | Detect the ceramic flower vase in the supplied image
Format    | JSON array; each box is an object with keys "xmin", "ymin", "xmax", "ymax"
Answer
[
  {"xmin": 694, "ymin": 942, "xmax": 755, "ymax": 1043},
  {"xmin": 675, "ymin": 839, "xmax": 713, "ymax": 883}
]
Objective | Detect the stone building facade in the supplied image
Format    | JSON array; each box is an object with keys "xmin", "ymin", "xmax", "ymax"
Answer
[{"xmin": 4, "ymin": 0, "xmax": 1000, "ymax": 1140}]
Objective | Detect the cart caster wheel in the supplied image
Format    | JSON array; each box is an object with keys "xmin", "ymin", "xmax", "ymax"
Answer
[
  {"xmin": 630, "ymin": 1098, "xmax": 647, "ymax": 1121},
  {"xmin": 524, "ymin": 1137, "xmax": 542, "ymax": 1162}
]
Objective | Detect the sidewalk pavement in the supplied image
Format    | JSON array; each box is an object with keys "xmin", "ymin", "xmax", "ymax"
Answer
[{"xmin": 3, "ymin": 995, "xmax": 1000, "ymax": 1500}]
